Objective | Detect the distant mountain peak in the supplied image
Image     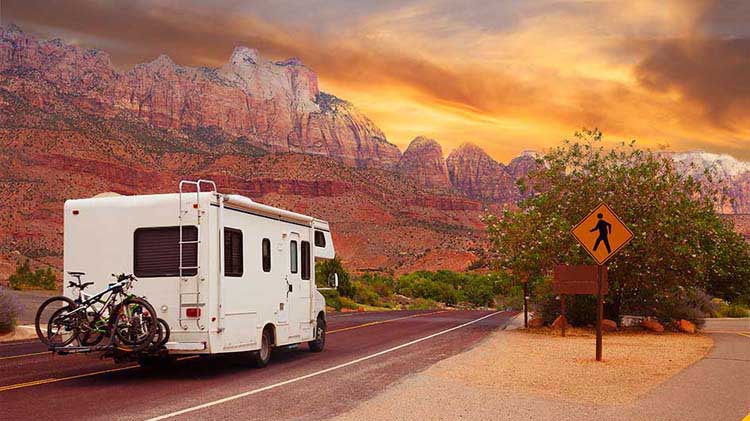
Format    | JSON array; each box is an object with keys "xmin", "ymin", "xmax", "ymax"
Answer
[{"xmin": 230, "ymin": 46, "xmax": 260, "ymax": 66}]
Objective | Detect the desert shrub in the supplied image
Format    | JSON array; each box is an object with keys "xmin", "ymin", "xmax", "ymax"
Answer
[
  {"xmin": 351, "ymin": 281, "xmax": 382, "ymax": 306},
  {"xmin": 653, "ymin": 287, "xmax": 713, "ymax": 326},
  {"xmin": 315, "ymin": 257, "xmax": 353, "ymax": 297},
  {"xmin": 8, "ymin": 260, "xmax": 57, "ymax": 290},
  {"xmin": 320, "ymin": 289, "xmax": 342, "ymax": 311},
  {"xmin": 339, "ymin": 296, "xmax": 359, "ymax": 310},
  {"xmin": 0, "ymin": 286, "xmax": 21, "ymax": 333},
  {"xmin": 463, "ymin": 276, "xmax": 495, "ymax": 307},
  {"xmin": 357, "ymin": 273, "xmax": 395, "ymax": 298},
  {"xmin": 408, "ymin": 298, "xmax": 440, "ymax": 310},
  {"xmin": 713, "ymin": 301, "xmax": 750, "ymax": 318},
  {"xmin": 397, "ymin": 274, "xmax": 461, "ymax": 305}
]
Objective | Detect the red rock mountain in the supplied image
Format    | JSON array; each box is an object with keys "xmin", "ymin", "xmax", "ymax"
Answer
[
  {"xmin": 397, "ymin": 137, "xmax": 451, "ymax": 190},
  {"xmin": 446, "ymin": 143, "xmax": 523, "ymax": 203}
]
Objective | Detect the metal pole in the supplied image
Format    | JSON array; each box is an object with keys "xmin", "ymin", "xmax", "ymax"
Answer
[
  {"xmin": 596, "ymin": 264, "xmax": 603, "ymax": 361},
  {"xmin": 523, "ymin": 280, "xmax": 529, "ymax": 328}
]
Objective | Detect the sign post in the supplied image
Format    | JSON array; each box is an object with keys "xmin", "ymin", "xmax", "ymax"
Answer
[
  {"xmin": 523, "ymin": 278, "xmax": 529, "ymax": 329},
  {"xmin": 571, "ymin": 203, "xmax": 633, "ymax": 362}
]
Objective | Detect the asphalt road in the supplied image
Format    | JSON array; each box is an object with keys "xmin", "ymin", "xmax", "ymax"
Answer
[
  {"xmin": 4, "ymin": 289, "xmax": 59, "ymax": 324},
  {"xmin": 0, "ymin": 309, "xmax": 514, "ymax": 420}
]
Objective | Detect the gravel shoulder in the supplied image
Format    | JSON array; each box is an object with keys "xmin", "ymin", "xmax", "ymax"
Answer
[{"xmin": 335, "ymin": 328, "xmax": 719, "ymax": 420}]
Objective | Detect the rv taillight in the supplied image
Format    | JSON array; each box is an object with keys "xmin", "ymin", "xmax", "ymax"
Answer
[
  {"xmin": 193, "ymin": 203, "xmax": 199, "ymax": 209},
  {"xmin": 72, "ymin": 210, "xmax": 79, "ymax": 215},
  {"xmin": 186, "ymin": 308, "xmax": 201, "ymax": 318}
]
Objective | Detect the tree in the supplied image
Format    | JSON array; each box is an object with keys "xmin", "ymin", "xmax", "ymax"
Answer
[
  {"xmin": 315, "ymin": 256, "xmax": 353, "ymax": 297},
  {"xmin": 485, "ymin": 129, "xmax": 750, "ymax": 322}
]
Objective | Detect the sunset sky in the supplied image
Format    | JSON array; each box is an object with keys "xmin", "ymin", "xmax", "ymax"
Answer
[{"xmin": 3, "ymin": 0, "xmax": 749, "ymax": 163}]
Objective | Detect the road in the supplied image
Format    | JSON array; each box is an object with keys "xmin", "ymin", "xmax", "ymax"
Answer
[
  {"xmin": 0, "ymin": 309, "xmax": 514, "ymax": 420},
  {"xmin": 4, "ymin": 289, "xmax": 59, "ymax": 324}
]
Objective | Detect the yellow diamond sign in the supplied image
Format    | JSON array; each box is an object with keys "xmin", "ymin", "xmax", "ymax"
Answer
[{"xmin": 571, "ymin": 203, "xmax": 633, "ymax": 265}]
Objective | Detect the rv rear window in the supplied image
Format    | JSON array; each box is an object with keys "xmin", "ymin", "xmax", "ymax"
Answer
[
  {"xmin": 301, "ymin": 241, "xmax": 311, "ymax": 280},
  {"xmin": 262, "ymin": 238, "xmax": 271, "ymax": 272},
  {"xmin": 290, "ymin": 240, "xmax": 298, "ymax": 274},
  {"xmin": 314, "ymin": 230, "xmax": 326, "ymax": 247},
  {"xmin": 224, "ymin": 228, "xmax": 243, "ymax": 277},
  {"xmin": 134, "ymin": 226, "xmax": 198, "ymax": 278}
]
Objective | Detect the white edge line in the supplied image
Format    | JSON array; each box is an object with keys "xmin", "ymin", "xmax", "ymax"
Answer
[{"xmin": 147, "ymin": 311, "xmax": 503, "ymax": 421}]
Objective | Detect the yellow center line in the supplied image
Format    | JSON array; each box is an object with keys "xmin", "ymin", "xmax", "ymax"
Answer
[
  {"xmin": 0, "ymin": 356, "xmax": 199, "ymax": 393},
  {"xmin": 328, "ymin": 311, "xmax": 447, "ymax": 334},
  {"xmin": 0, "ymin": 351, "xmax": 50, "ymax": 361},
  {"xmin": 736, "ymin": 332, "xmax": 750, "ymax": 339}
]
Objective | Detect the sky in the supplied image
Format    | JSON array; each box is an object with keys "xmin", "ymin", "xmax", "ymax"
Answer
[{"xmin": 2, "ymin": 0, "xmax": 749, "ymax": 163}]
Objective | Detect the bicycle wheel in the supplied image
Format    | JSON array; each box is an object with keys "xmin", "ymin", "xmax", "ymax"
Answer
[
  {"xmin": 154, "ymin": 318, "xmax": 170, "ymax": 348},
  {"xmin": 79, "ymin": 311, "xmax": 107, "ymax": 347},
  {"xmin": 46, "ymin": 305, "xmax": 82, "ymax": 347},
  {"xmin": 113, "ymin": 297, "xmax": 157, "ymax": 352},
  {"xmin": 35, "ymin": 296, "xmax": 77, "ymax": 345}
]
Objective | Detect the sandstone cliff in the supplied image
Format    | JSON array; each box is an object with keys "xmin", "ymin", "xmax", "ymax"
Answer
[
  {"xmin": 397, "ymin": 136, "xmax": 451, "ymax": 190},
  {"xmin": 446, "ymin": 143, "xmax": 519, "ymax": 203}
]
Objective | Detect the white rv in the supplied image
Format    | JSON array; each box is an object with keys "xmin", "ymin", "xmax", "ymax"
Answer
[{"xmin": 63, "ymin": 180, "xmax": 335, "ymax": 366}]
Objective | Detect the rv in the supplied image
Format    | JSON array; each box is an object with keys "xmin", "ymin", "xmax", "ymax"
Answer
[{"xmin": 63, "ymin": 180, "xmax": 335, "ymax": 367}]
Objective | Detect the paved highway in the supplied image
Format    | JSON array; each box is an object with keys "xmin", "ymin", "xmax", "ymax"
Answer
[{"xmin": 0, "ymin": 310, "xmax": 514, "ymax": 420}]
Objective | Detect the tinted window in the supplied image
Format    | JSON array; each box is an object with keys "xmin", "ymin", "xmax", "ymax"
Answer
[
  {"xmin": 134, "ymin": 226, "xmax": 197, "ymax": 277},
  {"xmin": 224, "ymin": 228, "xmax": 243, "ymax": 277},
  {"xmin": 314, "ymin": 230, "xmax": 326, "ymax": 247},
  {"xmin": 301, "ymin": 241, "xmax": 311, "ymax": 280},
  {"xmin": 262, "ymin": 238, "xmax": 271, "ymax": 272},
  {"xmin": 290, "ymin": 240, "xmax": 298, "ymax": 274}
]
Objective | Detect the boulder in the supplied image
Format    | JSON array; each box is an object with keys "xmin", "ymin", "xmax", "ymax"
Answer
[
  {"xmin": 551, "ymin": 315, "xmax": 568, "ymax": 329},
  {"xmin": 677, "ymin": 319, "xmax": 696, "ymax": 334},
  {"xmin": 601, "ymin": 319, "xmax": 617, "ymax": 332},
  {"xmin": 641, "ymin": 319, "xmax": 664, "ymax": 333},
  {"xmin": 528, "ymin": 317, "xmax": 545, "ymax": 328}
]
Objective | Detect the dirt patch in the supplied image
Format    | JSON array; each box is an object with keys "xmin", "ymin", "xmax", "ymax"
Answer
[{"xmin": 433, "ymin": 329, "xmax": 713, "ymax": 405}]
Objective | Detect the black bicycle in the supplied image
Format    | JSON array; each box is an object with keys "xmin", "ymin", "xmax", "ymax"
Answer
[{"xmin": 37, "ymin": 273, "xmax": 159, "ymax": 352}]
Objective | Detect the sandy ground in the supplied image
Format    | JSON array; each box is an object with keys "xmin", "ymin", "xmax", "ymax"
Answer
[{"xmin": 335, "ymin": 328, "xmax": 714, "ymax": 420}]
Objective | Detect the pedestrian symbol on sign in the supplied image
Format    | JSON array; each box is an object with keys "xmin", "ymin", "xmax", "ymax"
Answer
[{"xmin": 590, "ymin": 213, "xmax": 612, "ymax": 253}]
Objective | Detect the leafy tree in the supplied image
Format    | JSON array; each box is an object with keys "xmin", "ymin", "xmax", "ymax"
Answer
[
  {"xmin": 315, "ymin": 257, "xmax": 353, "ymax": 297},
  {"xmin": 485, "ymin": 129, "xmax": 750, "ymax": 322}
]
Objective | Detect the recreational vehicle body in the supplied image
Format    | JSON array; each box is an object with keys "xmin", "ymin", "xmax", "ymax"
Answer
[{"xmin": 63, "ymin": 180, "xmax": 335, "ymax": 364}]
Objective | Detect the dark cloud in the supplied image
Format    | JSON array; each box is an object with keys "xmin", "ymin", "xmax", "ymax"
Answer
[{"xmin": 634, "ymin": 37, "xmax": 750, "ymax": 126}]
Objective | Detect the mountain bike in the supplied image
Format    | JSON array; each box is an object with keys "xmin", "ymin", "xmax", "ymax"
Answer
[{"xmin": 40, "ymin": 273, "xmax": 159, "ymax": 352}]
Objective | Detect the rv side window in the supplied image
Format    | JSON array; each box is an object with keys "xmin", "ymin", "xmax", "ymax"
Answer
[
  {"xmin": 134, "ymin": 226, "xmax": 197, "ymax": 278},
  {"xmin": 314, "ymin": 230, "xmax": 326, "ymax": 247},
  {"xmin": 262, "ymin": 238, "xmax": 271, "ymax": 272},
  {"xmin": 224, "ymin": 228, "xmax": 243, "ymax": 277},
  {"xmin": 301, "ymin": 241, "xmax": 311, "ymax": 280},
  {"xmin": 290, "ymin": 240, "xmax": 298, "ymax": 274}
]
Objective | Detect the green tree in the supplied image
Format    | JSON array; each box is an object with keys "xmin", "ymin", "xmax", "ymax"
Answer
[
  {"xmin": 315, "ymin": 256, "xmax": 353, "ymax": 297},
  {"xmin": 485, "ymin": 129, "xmax": 750, "ymax": 322}
]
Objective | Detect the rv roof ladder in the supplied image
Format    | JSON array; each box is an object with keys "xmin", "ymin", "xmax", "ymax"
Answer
[{"xmin": 177, "ymin": 179, "xmax": 217, "ymax": 330}]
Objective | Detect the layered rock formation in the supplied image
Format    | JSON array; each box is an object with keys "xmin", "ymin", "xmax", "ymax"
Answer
[
  {"xmin": 397, "ymin": 137, "xmax": 451, "ymax": 190},
  {"xmin": 446, "ymin": 143, "xmax": 521, "ymax": 203},
  {"xmin": 0, "ymin": 25, "xmax": 401, "ymax": 168}
]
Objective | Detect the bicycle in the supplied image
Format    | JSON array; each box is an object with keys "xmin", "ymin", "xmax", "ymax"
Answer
[{"xmin": 39, "ymin": 273, "xmax": 159, "ymax": 353}]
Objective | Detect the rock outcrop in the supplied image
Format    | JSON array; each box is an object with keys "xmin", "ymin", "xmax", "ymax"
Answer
[
  {"xmin": 446, "ymin": 143, "xmax": 519, "ymax": 202},
  {"xmin": 397, "ymin": 137, "xmax": 451, "ymax": 190},
  {"xmin": 0, "ymin": 26, "xmax": 401, "ymax": 168}
]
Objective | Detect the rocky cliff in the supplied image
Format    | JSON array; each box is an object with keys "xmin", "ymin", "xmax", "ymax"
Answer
[
  {"xmin": 0, "ymin": 25, "xmax": 401, "ymax": 168},
  {"xmin": 397, "ymin": 137, "xmax": 451, "ymax": 190},
  {"xmin": 446, "ymin": 143, "xmax": 521, "ymax": 203}
]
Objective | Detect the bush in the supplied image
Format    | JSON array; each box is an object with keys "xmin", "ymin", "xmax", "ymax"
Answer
[
  {"xmin": 339, "ymin": 296, "xmax": 359, "ymax": 310},
  {"xmin": 722, "ymin": 304, "xmax": 750, "ymax": 318},
  {"xmin": 654, "ymin": 287, "xmax": 713, "ymax": 326},
  {"xmin": 320, "ymin": 289, "xmax": 342, "ymax": 311},
  {"xmin": 315, "ymin": 257, "xmax": 353, "ymax": 298},
  {"xmin": 0, "ymin": 286, "xmax": 21, "ymax": 334},
  {"xmin": 8, "ymin": 260, "xmax": 57, "ymax": 290},
  {"xmin": 351, "ymin": 281, "xmax": 382, "ymax": 307},
  {"xmin": 408, "ymin": 298, "xmax": 440, "ymax": 310}
]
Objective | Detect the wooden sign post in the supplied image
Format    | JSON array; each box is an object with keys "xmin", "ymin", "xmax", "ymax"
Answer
[
  {"xmin": 553, "ymin": 265, "xmax": 609, "ymax": 337},
  {"xmin": 571, "ymin": 203, "xmax": 632, "ymax": 361}
]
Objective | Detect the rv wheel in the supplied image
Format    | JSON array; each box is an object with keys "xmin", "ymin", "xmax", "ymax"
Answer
[
  {"xmin": 308, "ymin": 316, "xmax": 326, "ymax": 352},
  {"xmin": 250, "ymin": 328, "xmax": 272, "ymax": 368}
]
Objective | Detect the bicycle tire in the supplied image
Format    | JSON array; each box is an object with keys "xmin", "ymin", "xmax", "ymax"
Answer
[
  {"xmin": 35, "ymin": 296, "xmax": 77, "ymax": 345},
  {"xmin": 46, "ymin": 305, "xmax": 81, "ymax": 347},
  {"xmin": 112, "ymin": 297, "xmax": 158, "ymax": 352},
  {"xmin": 79, "ymin": 311, "xmax": 107, "ymax": 346},
  {"xmin": 156, "ymin": 318, "xmax": 170, "ymax": 347}
]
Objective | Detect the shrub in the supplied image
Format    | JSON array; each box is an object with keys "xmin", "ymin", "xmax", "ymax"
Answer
[
  {"xmin": 8, "ymin": 260, "xmax": 57, "ymax": 290},
  {"xmin": 716, "ymin": 303, "xmax": 750, "ymax": 318},
  {"xmin": 339, "ymin": 296, "xmax": 359, "ymax": 310},
  {"xmin": 0, "ymin": 286, "xmax": 21, "ymax": 334},
  {"xmin": 408, "ymin": 298, "xmax": 439, "ymax": 310},
  {"xmin": 351, "ymin": 281, "xmax": 382, "ymax": 307},
  {"xmin": 315, "ymin": 257, "xmax": 353, "ymax": 298},
  {"xmin": 320, "ymin": 289, "xmax": 342, "ymax": 311}
]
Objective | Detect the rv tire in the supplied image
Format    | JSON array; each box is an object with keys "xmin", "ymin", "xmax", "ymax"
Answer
[
  {"xmin": 308, "ymin": 316, "xmax": 326, "ymax": 352},
  {"xmin": 250, "ymin": 328, "xmax": 272, "ymax": 368}
]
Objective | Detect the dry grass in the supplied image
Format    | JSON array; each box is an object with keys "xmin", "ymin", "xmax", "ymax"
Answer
[{"xmin": 431, "ymin": 328, "xmax": 713, "ymax": 404}]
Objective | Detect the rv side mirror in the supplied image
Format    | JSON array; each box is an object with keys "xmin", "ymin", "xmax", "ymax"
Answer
[{"xmin": 327, "ymin": 273, "xmax": 339, "ymax": 289}]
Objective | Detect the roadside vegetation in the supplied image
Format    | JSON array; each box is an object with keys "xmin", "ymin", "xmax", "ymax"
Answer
[
  {"xmin": 7, "ymin": 260, "xmax": 57, "ymax": 290},
  {"xmin": 316, "ymin": 257, "xmax": 523, "ymax": 311},
  {"xmin": 485, "ymin": 129, "xmax": 750, "ymax": 327},
  {"xmin": 0, "ymin": 286, "xmax": 21, "ymax": 333}
]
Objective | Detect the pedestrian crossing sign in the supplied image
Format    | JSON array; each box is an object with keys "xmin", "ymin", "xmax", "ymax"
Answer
[{"xmin": 571, "ymin": 203, "xmax": 633, "ymax": 265}]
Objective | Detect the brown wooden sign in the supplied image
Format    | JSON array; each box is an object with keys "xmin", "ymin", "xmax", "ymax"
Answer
[{"xmin": 553, "ymin": 265, "xmax": 608, "ymax": 295}]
